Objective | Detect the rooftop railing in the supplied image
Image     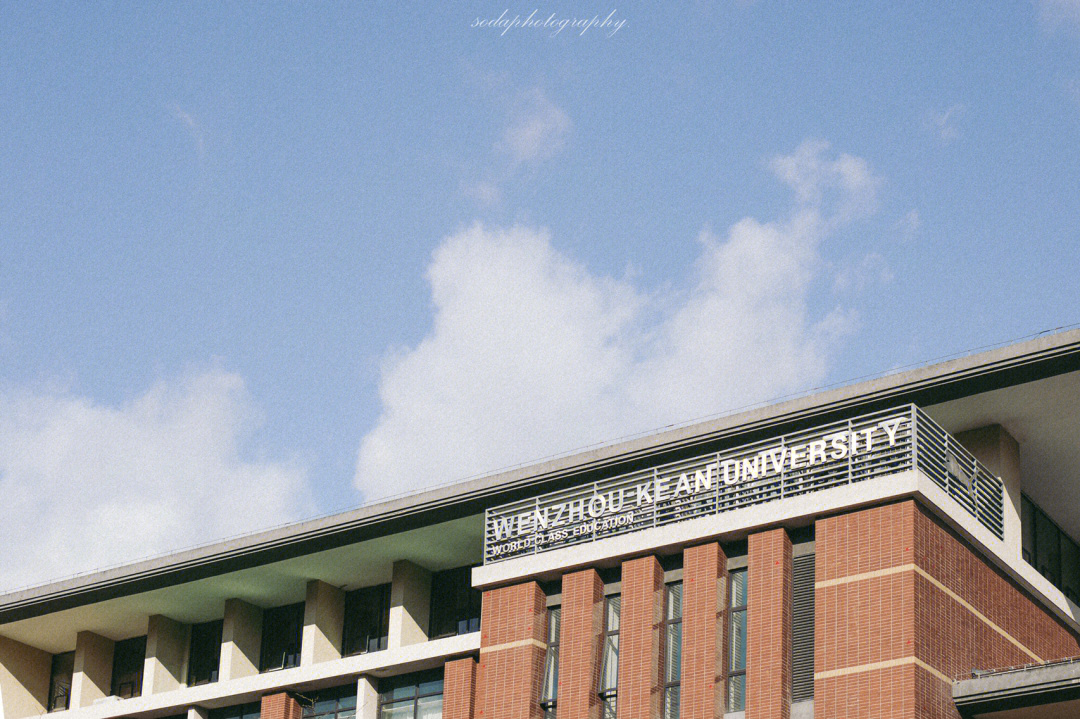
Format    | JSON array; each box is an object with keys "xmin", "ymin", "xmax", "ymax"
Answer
[{"xmin": 484, "ymin": 404, "xmax": 1005, "ymax": 563}]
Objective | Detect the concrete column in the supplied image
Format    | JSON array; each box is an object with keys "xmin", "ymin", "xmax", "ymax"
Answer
[
  {"xmin": 187, "ymin": 707, "xmax": 210, "ymax": 719},
  {"xmin": 957, "ymin": 425, "xmax": 1022, "ymax": 561},
  {"xmin": 0, "ymin": 635, "xmax": 51, "ymax": 719},
  {"xmin": 301, "ymin": 580, "xmax": 345, "ymax": 666},
  {"xmin": 681, "ymin": 542, "xmax": 727, "ymax": 719},
  {"xmin": 617, "ymin": 555, "xmax": 664, "ymax": 719},
  {"xmin": 357, "ymin": 675, "xmax": 379, "ymax": 719},
  {"xmin": 388, "ymin": 560, "xmax": 431, "ymax": 649},
  {"xmin": 746, "ymin": 528, "xmax": 792, "ymax": 719},
  {"xmin": 143, "ymin": 615, "xmax": 190, "ymax": 695},
  {"xmin": 219, "ymin": 599, "xmax": 263, "ymax": 681},
  {"xmin": 71, "ymin": 631, "xmax": 114, "ymax": 708}
]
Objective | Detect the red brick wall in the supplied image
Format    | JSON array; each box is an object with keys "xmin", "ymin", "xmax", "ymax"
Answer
[
  {"xmin": 815, "ymin": 500, "xmax": 1080, "ymax": 719},
  {"xmin": 617, "ymin": 556, "xmax": 663, "ymax": 719},
  {"xmin": 558, "ymin": 568, "xmax": 605, "ymax": 719},
  {"xmin": 445, "ymin": 657, "xmax": 478, "ymax": 719},
  {"xmin": 476, "ymin": 582, "xmax": 546, "ymax": 719},
  {"xmin": 746, "ymin": 528, "xmax": 792, "ymax": 719},
  {"xmin": 682, "ymin": 542, "xmax": 727, "ymax": 719},
  {"xmin": 261, "ymin": 693, "xmax": 302, "ymax": 719}
]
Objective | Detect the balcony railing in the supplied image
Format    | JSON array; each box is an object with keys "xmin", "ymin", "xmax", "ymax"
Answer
[{"xmin": 484, "ymin": 404, "xmax": 1005, "ymax": 563}]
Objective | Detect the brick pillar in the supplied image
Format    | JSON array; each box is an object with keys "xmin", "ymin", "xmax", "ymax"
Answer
[
  {"xmin": 445, "ymin": 657, "xmax": 478, "ymax": 719},
  {"xmin": 558, "ymin": 568, "xmax": 604, "ymax": 719},
  {"xmin": 476, "ymin": 582, "xmax": 546, "ymax": 719},
  {"xmin": 261, "ymin": 693, "xmax": 302, "ymax": 719},
  {"xmin": 747, "ymin": 528, "xmax": 792, "ymax": 719},
  {"xmin": 617, "ymin": 556, "xmax": 663, "ymax": 719},
  {"xmin": 682, "ymin": 543, "xmax": 727, "ymax": 719}
]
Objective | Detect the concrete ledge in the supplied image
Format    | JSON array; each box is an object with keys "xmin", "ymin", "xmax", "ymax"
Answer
[
  {"xmin": 43, "ymin": 633, "xmax": 479, "ymax": 719},
  {"xmin": 953, "ymin": 659, "xmax": 1080, "ymax": 714}
]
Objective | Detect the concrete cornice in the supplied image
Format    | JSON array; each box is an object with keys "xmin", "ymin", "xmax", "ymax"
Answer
[{"xmin": 3, "ymin": 328, "xmax": 1080, "ymax": 624}]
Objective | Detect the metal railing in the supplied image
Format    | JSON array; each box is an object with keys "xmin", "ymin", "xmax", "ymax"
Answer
[{"xmin": 484, "ymin": 404, "xmax": 1005, "ymax": 563}]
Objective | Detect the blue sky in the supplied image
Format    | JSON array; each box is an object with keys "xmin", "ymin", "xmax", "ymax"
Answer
[{"xmin": 2, "ymin": 1, "xmax": 1079, "ymax": 589}]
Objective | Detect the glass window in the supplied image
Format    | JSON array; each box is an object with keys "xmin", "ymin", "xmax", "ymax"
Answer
[
  {"xmin": 540, "ymin": 606, "xmax": 560, "ymax": 718},
  {"xmin": 727, "ymin": 569, "xmax": 748, "ymax": 713},
  {"xmin": 1061, "ymin": 535, "xmax": 1080, "ymax": 604},
  {"xmin": 343, "ymin": 584, "xmax": 391, "ymax": 656},
  {"xmin": 111, "ymin": 636, "xmax": 146, "ymax": 699},
  {"xmin": 302, "ymin": 684, "xmax": 357, "ymax": 719},
  {"xmin": 429, "ymin": 566, "xmax": 481, "ymax": 639},
  {"xmin": 260, "ymin": 603, "xmax": 305, "ymax": 672},
  {"xmin": 1035, "ymin": 506, "xmax": 1062, "ymax": 588},
  {"xmin": 1021, "ymin": 494, "xmax": 1036, "ymax": 565},
  {"xmin": 598, "ymin": 594, "xmax": 620, "ymax": 718},
  {"xmin": 661, "ymin": 582, "xmax": 683, "ymax": 719},
  {"xmin": 209, "ymin": 702, "xmax": 261, "ymax": 719},
  {"xmin": 47, "ymin": 651, "xmax": 74, "ymax": 712},
  {"xmin": 188, "ymin": 619, "xmax": 223, "ymax": 686},
  {"xmin": 378, "ymin": 670, "xmax": 443, "ymax": 719}
]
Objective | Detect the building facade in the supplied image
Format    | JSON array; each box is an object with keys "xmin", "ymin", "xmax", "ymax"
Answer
[{"xmin": 4, "ymin": 331, "xmax": 1080, "ymax": 719}]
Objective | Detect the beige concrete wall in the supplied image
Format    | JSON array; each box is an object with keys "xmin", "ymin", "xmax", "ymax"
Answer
[
  {"xmin": 388, "ymin": 560, "xmax": 431, "ymax": 649},
  {"xmin": 356, "ymin": 675, "xmax": 378, "ymax": 719},
  {"xmin": 301, "ymin": 580, "xmax": 345, "ymax": 666},
  {"xmin": 958, "ymin": 424, "xmax": 1022, "ymax": 562},
  {"xmin": 71, "ymin": 631, "xmax": 114, "ymax": 708},
  {"xmin": 219, "ymin": 599, "xmax": 263, "ymax": 681},
  {"xmin": 143, "ymin": 615, "xmax": 190, "ymax": 695},
  {"xmin": 0, "ymin": 634, "xmax": 52, "ymax": 719}
]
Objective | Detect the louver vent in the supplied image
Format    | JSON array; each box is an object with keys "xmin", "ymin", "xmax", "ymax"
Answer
[{"xmin": 792, "ymin": 553, "xmax": 816, "ymax": 702}]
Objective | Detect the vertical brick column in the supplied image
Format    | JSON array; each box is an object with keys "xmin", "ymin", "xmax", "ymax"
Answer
[
  {"xmin": 558, "ymin": 568, "xmax": 605, "ymax": 719},
  {"xmin": 261, "ymin": 693, "xmax": 302, "ymax": 719},
  {"xmin": 682, "ymin": 542, "xmax": 727, "ymax": 719},
  {"xmin": 445, "ymin": 657, "xmax": 478, "ymax": 719},
  {"xmin": 476, "ymin": 581, "xmax": 546, "ymax": 719},
  {"xmin": 747, "ymin": 528, "xmax": 792, "ymax": 719},
  {"xmin": 617, "ymin": 556, "xmax": 664, "ymax": 719}
]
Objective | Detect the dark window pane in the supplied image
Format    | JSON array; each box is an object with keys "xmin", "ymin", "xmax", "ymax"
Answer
[
  {"xmin": 48, "ymin": 651, "xmax": 74, "ymax": 712},
  {"xmin": 1021, "ymin": 495, "xmax": 1036, "ymax": 564},
  {"xmin": 1035, "ymin": 508, "xmax": 1062, "ymax": 588},
  {"xmin": 343, "ymin": 584, "xmax": 391, "ymax": 655},
  {"xmin": 260, "ymin": 603, "xmax": 304, "ymax": 672},
  {"xmin": 428, "ymin": 566, "xmax": 481, "ymax": 639},
  {"xmin": 110, "ymin": 636, "xmax": 146, "ymax": 698},
  {"xmin": 209, "ymin": 702, "xmax": 261, "ymax": 719},
  {"xmin": 377, "ymin": 670, "xmax": 444, "ymax": 719},
  {"xmin": 188, "ymin": 619, "xmax": 223, "ymax": 686},
  {"xmin": 1062, "ymin": 535, "xmax": 1080, "ymax": 604},
  {"xmin": 301, "ymin": 684, "xmax": 358, "ymax": 719}
]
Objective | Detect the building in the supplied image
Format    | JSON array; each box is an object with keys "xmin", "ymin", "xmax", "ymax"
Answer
[{"xmin": 3, "ymin": 330, "xmax": 1080, "ymax": 719}]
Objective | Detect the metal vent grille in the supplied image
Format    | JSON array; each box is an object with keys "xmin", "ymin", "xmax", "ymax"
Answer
[{"xmin": 791, "ymin": 553, "xmax": 816, "ymax": 702}]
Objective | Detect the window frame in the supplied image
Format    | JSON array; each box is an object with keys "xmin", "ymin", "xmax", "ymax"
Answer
[
  {"xmin": 259, "ymin": 602, "xmax": 305, "ymax": 673},
  {"xmin": 597, "ymin": 593, "xmax": 621, "ymax": 718},
  {"xmin": 660, "ymin": 581, "xmax": 683, "ymax": 719},
  {"xmin": 187, "ymin": 619, "xmax": 223, "ymax": 686},
  {"xmin": 726, "ymin": 568, "xmax": 748, "ymax": 713},
  {"xmin": 540, "ymin": 605, "xmax": 561, "ymax": 718},
  {"xmin": 342, "ymin": 583, "xmax": 391, "ymax": 656},
  {"xmin": 300, "ymin": 684, "xmax": 358, "ymax": 719},
  {"xmin": 47, "ymin": 651, "xmax": 74, "ymax": 712},
  {"xmin": 110, "ymin": 635, "xmax": 147, "ymax": 699},
  {"xmin": 428, "ymin": 566, "xmax": 482, "ymax": 639},
  {"xmin": 376, "ymin": 669, "xmax": 444, "ymax": 719}
]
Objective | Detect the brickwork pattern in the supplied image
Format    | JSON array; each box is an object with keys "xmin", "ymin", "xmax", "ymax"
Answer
[
  {"xmin": 617, "ymin": 556, "xmax": 663, "ymax": 719},
  {"xmin": 815, "ymin": 500, "xmax": 1080, "ymax": 719},
  {"xmin": 558, "ymin": 569, "xmax": 605, "ymax": 719},
  {"xmin": 444, "ymin": 657, "xmax": 478, "ymax": 719},
  {"xmin": 476, "ymin": 582, "xmax": 546, "ymax": 719},
  {"xmin": 682, "ymin": 543, "xmax": 727, "ymax": 719},
  {"xmin": 746, "ymin": 529, "xmax": 792, "ymax": 719},
  {"xmin": 261, "ymin": 693, "xmax": 302, "ymax": 719}
]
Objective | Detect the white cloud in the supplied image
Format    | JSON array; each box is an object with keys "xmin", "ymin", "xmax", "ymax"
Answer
[
  {"xmin": 834, "ymin": 252, "xmax": 895, "ymax": 294},
  {"xmin": 355, "ymin": 140, "xmax": 879, "ymax": 499},
  {"xmin": 924, "ymin": 104, "xmax": 965, "ymax": 144},
  {"xmin": 496, "ymin": 88, "xmax": 572, "ymax": 165},
  {"xmin": 895, "ymin": 208, "xmax": 921, "ymax": 243},
  {"xmin": 1037, "ymin": 0, "xmax": 1080, "ymax": 34},
  {"xmin": 0, "ymin": 368, "xmax": 311, "ymax": 591}
]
